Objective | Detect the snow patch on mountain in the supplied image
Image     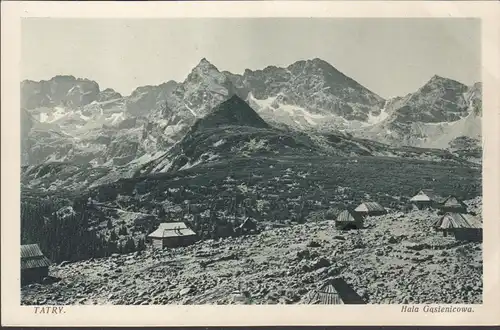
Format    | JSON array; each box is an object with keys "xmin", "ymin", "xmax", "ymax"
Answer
[
  {"xmin": 21, "ymin": 59, "xmax": 482, "ymax": 172},
  {"xmin": 422, "ymin": 112, "xmax": 481, "ymax": 149},
  {"xmin": 366, "ymin": 101, "xmax": 390, "ymax": 125},
  {"xmin": 184, "ymin": 103, "xmax": 198, "ymax": 118},
  {"xmin": 248, "ymin": 93, "xmax": 328, "ymax": 128}
]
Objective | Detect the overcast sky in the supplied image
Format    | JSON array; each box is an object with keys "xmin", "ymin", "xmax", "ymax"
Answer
[{"xmin": 21, "ymin": 18, "xmax": 480, "ymax": 99}]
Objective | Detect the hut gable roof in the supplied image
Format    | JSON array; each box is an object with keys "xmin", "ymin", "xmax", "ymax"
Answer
[
  {"xmin": 306, "ymin": 278, "xmax": 366, "ymax": 304},
  {"xmin": 443, "ymin": 196, "xmax": 467, "ymax": 208},
  {"xmin": 436, "ymin": 213, "xmax": 482, "ymax": 229},
  {"xmin": 148, "ymin": 222, "xmax": 196, "ymax": 239},
  {"xmin": 157, "ymin": 222, "xmax": 188, "ymax": 231},
  {"xmin": 336, "ymin": 210, "xmax": 363, "ymax": 223},
  {"xmin": 21, "ymin": 244, "xmax": 51, "ymax": 270},
  {"xmin": 355, "ymin": 202, "xmax": 385, "ymax": 213},
  {"xmin": 21, "ymin": 244, "xmax": 44, "ymax": 258},
  {"xmin": 410, "ymin": 189, "xmax": 445, "ymax": 203}
]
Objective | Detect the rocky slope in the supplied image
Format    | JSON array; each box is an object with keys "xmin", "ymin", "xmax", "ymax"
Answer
[
  {"xmin": 20, "ymin": 58, "xmax": 482, "ymax": 179},
  {"xmin": 21, "ymin": 77, "xmax": 143, "ymax": 166},
  {"xmin": 21, "ymin": 76, "xmax": 100, "ymax": 110},
  {"xmin": 134, "ymin": 95, "xmax": 320, "ymax": 176},
  {"xmin": 21, "ymin": 204, "xmax": 482, "ymax": 305},
  {"xmin": 21, "ymin": 92, "xmax": 480, "ymax": 193},
  {"xmin": 226, "ymin": 58, "xmax": 385, "ymax": 125},
  {"xmin": 356, "ymin": 79, "xmax": 481, "ymax": 149},
  {"xmin": 134, "ymin": 95, "xmax": 477, "ymax": 178}
]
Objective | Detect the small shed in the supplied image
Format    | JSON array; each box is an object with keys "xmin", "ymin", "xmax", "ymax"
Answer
[
  {"xmin": 354, "ymin": 202, "xmax": 387, "ymax": 216},
  {"xmin": 440, "ymin": 196, "xmax": 468, "ymax": 213},
  {"xmin": 410, "ymin": 189, "xmax": 445, "ymax": 209},
  {"xmin": 148, "ymin": 222, "xmax": 197, "ymax": 249},
  {"xmin": 335, "ymin": 210, "xmax": 364, "ymax": 230},
  {"xmin": 433, "ymin": 212, "xmax": 482, "ymax": 242},
  {"xmin": 21, "ymin": 244, "xmax": 51, "ymax": 285},
  {"xmin": 305, "ymin": 278, "xmax": 366, "ymax": 304}
]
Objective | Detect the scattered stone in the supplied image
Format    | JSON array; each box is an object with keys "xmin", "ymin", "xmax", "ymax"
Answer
[
  {"xmin": 20, "ymin": 204, "xmax": 483, "ymax": 306},
  {"xmin": 387, "ymin": 236, "xmax": 398, "ymax": 244},
  {"xmin": 314, "ymin": 267, "xmax": 328, "ymax": 277},
  {"xmin": 296, "ymin": 249, "xmax": 310, "ymax": 260},
  {"xmin": 311, "ymin": 257, "xmax": 330, "ymax": 270},
  {"xmin": 307, "ymin": 240, "xmax": 321, "ymax": 248},
  {"xmin": 179, "ymin": 287, "xmax": 193, "ymax": 297}
]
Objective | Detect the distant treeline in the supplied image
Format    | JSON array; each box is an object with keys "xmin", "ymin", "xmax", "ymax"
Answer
[{"xmin": 21, "ymin": 196, "xmax": 145, "ymax": 264}]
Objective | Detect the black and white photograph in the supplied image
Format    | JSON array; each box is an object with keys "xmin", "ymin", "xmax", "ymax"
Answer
[{"xmin": 16, "ymin": 16, "xmax": 486, "ymax": 307}]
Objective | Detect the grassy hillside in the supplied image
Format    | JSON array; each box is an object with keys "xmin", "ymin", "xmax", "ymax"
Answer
[{"xmin": 90, "ymin": 154, "xmax": 481, "ymax": 234}]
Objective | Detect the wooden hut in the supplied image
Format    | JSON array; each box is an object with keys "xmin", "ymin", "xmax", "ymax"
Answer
[
  {"xmin": 305, "ymin": 278, "xmax": 366, "ymax": 304},
  {"xmin": 21, "ymin": 244, "xmax": 51, "ymax": 285},
  {"xmin": 335, "ymin": 210, "xmax": 364, "ymax": 230},
  {"xmin": 409, "ymin": 189, "xmax": 445, "ymax": 209},
  {"xmin": 147, "ymin": 222, "xmax": 197, "ymax": 249},
  {"xmin": 440, "ymin": 196, "xmax": 468, "ymax": 213},
  {"xmin": 354, "ymin": 202, "xmax": 387, "ymax": 216},
  {"xmin": 433, "ymin": 212, "xmax": 482, "ymax": 242}
]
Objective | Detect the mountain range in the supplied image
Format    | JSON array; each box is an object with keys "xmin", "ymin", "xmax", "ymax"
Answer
[
  {"xmin": 19, "ymin": 58, "xmax": 483, "ymax": 307},
  {"xmin": 20, "ymin": 58, "xmax": 482, "ymax": 174}
]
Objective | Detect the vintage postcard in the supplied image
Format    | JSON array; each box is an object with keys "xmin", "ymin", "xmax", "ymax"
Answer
[{"xmin": 1, "ymin": 0, "xmax": 499, "ymax": 327}]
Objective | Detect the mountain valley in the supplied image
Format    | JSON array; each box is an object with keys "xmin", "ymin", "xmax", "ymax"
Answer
[{"xmin": 20, "ymin": 57, "xmax": 483, "ymax": 305}]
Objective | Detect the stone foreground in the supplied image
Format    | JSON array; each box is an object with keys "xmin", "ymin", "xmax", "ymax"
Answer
[{"xmin": 21, "ymin": 208, "xmax": 482, "ymax": 305}]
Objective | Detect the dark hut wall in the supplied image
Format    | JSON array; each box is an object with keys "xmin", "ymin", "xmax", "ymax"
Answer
[
  {"xmin": 413, "ymin": 200, "xmax": 441, "ymax": 210},
  {"xmin": 413, "ymin": 200, "xmax": 431, "ymax": 209},
  {"xmin": 152, "ymin": 235, "xmax": 197, "ymax": 249},
  {"xmin": 441, "ymin": 205, "xmax": 468, "ymax": 213},
  {"xmin": 335, "ymin": 210, "xmax": 364, "ymax": 229},
  {"xmin": 21, "ymin": 267, "xmax": 48, "ymax": 284},
  {"xmin": 152, "ymin": 238, "xmax": 164, "ymax": 249},
  {"xmin": 335, "ymin": 221, "xmax": 362, "ymax": 230},
  {"xmin": 453, "ymin": 228, "xmax": 482, "ymax": 242}
]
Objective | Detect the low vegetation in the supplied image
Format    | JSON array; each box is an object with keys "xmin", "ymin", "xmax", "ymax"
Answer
[{"xmin": 21, "ymin": 154, "xmax": 480, "ymax": 264}]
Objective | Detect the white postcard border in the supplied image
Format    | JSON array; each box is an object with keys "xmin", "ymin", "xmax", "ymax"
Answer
[{"xmin": 1, "ymin": 1, "xmax": 499, "ymax": 326}]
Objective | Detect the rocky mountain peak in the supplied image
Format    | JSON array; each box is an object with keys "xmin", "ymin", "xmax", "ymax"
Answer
[
  {"xmin": 180, "ymin": 58, "xmax": 232, "ymax": 90},
  {"xmin": 20, "ymin": 58, "xmax": 483, "ymax": 169},
  {"xmin": 288, "ymin": 57, "xmax": 344, "ymax": 77},
  {"xmin": 190, "ymin": 58, "xmax": 219, "ymax": 75},
  {"xmin": 98, "ymin": 88, "xmax": 123, "ymax": 102},
  {"xmin": 158, "ymin": 80, "xmax": 179, "ymax": 90},
  {"xmin": 198, "ymin": 57, "xmax": 212, "ymax": 66},
  {"xmin": 429, "ymin": 74, "xmax": 447, "ymax": 82},
  {"xmin": 50, "ymin": 75, "xmax": 77, "ymax": 83},
  {"xmin": 471, "ymin": 82, "xmax": 482, "ymax": 89},
  {"xmin": 307, "ymin": 57, "xmax": 339, "ymax": 70},
  {"xmin": 387, "ymin": 74, "xmax": 471, "ymax": 123},
  {"xmin": 420, "ymin": 75, "xmax": 467, "ymax": 92},
  {"xmin": 190, "ymin": 95, "xmax": 269, "ymax": 131},
  {"xmin": 21, "ymin": 75, "xmax": 101, "ymax": 110}
]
